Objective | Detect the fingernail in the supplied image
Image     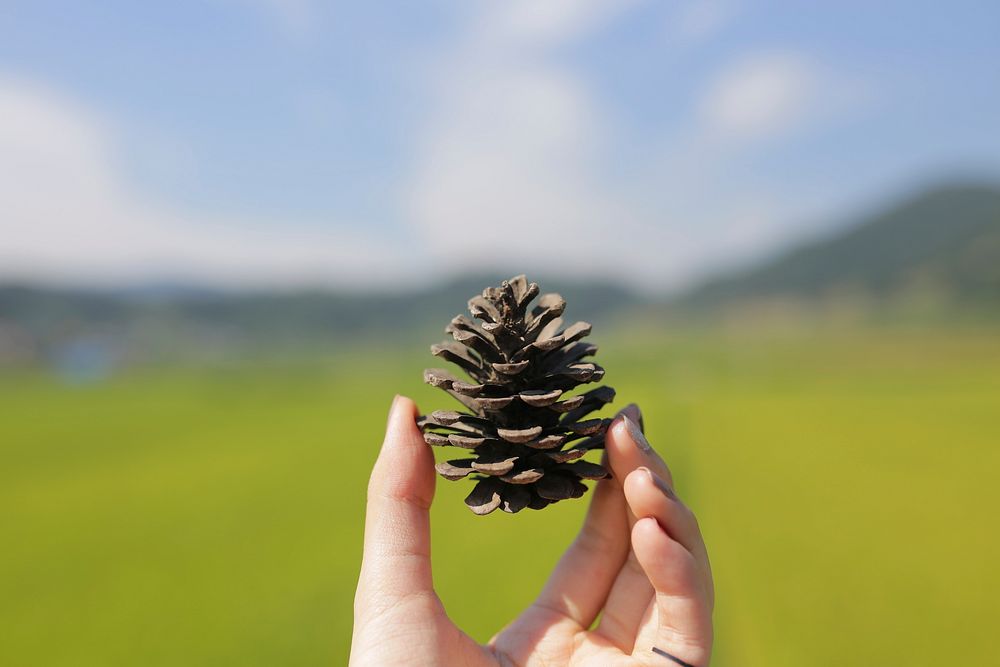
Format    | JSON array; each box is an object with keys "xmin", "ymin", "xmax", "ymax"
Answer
[
  {"xmin": 617, "ymin": 403, "xmax": 644, "ymax": 432},
  {"xmin": 622, "ymin": 414, "xmax": 652, "ymax": 453},
  {"xmin": 649, "ymin": 470, "xmax": 677, "ymax": 500},
  {"xmin": 639, "ymin": 466, "xmax": 677, "ymax": 499}
]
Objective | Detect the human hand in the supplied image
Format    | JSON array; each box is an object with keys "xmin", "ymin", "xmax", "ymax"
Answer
[{"xmin": 349, "ymin": 396, "xmax": 713, "ymax": 666}]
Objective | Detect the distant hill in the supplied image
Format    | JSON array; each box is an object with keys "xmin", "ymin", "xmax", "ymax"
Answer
[
  {"xmin": 0, "ymin": 275, "xmax": 642, "ymax": 367},
  {"xmin": 676, "ymin": 183, "xmax": 1000, "ymax": 313},
  {"xmin": 0, "ymin": 275, "xmax": 638, "ymax": 339},
  {"xmin": 3, "ymin": 181, "xmax": 999, "ymax": 368}
]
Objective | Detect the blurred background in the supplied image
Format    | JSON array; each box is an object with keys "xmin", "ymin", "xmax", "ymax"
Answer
[{"xmin": 1, "ymin": 1, "xmax": 999, "ymax": 665}]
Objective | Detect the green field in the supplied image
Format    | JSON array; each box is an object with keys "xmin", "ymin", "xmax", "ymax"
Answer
[{"xmin": 2, "ymin": 329, "xmax": 998, "ymax": 666}]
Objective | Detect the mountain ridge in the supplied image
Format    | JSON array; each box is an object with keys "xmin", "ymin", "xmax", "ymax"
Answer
[{"xmin": 674, "ymin": 182, "xmax": 1000, "ymax": 310}]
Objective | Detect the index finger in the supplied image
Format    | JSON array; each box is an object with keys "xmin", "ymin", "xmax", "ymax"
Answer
[{"xmin": 355, "ymin": 396, "xmax": 437, "ymax": 613}]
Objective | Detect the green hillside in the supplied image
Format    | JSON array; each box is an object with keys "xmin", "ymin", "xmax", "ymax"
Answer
[
  {"xmin": 679, "ymin": 183, "xmax": 1000, "ymax": 311},
  {"xmin": 0, "ymin": 277, "xmax": 641, "ymax": 367}
]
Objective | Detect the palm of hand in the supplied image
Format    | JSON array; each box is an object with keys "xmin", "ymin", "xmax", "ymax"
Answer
[{"xmin": 351, "ymin": 399, "xmax": 713, "ymax": 667}]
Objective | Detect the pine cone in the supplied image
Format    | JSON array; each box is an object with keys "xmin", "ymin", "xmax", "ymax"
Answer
[{"xmin": 419, "ymin": 275, "xmax": 615, "ymax": 515}]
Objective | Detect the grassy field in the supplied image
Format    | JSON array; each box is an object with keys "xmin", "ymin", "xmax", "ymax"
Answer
[{"xmin": 2, "ymin": 328, "xmax": 998, "ymax": 665}]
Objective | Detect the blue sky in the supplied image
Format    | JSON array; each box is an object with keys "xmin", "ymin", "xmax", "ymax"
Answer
[{"xmin": 1, "ymin": 1, "xmax": 998, "ymax": 291}]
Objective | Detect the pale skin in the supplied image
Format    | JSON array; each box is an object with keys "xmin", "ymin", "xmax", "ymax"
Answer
[{"xmin": 350, "ymin": 396, "xmax": 714, "ymax": 666}]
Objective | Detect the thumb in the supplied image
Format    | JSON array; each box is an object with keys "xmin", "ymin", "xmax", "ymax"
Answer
[{"xmin": 355, "ymin": 395, "xmax": 436, "ymax": 613}]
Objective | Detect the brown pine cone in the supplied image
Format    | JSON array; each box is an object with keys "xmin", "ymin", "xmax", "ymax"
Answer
[{"xmin": 419, "ymin": 275, "xmax": 615, "ymax": 515}]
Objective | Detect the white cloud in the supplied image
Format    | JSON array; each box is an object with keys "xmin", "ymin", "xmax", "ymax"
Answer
[
  {"xmin": 700, "ymin": 52, "xmax": 818, "ymax": 139},
  {"xmin": 0, "ymin": 75, "xmax": 412, "ymax": 289},
  {"xmin": 404, "ymin": 1, "xmax": 650, "ymax": 284},
  {"xmin": 407, "ymin": 66, "xmax": 623, "ymax": 266},
  {"xmin": 672, "ymin": 0, "xmax": 740, "ymax": 44},
  {"xmin": 484, "ymin": 0, "xmax": 642, "ymax": 49}
]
